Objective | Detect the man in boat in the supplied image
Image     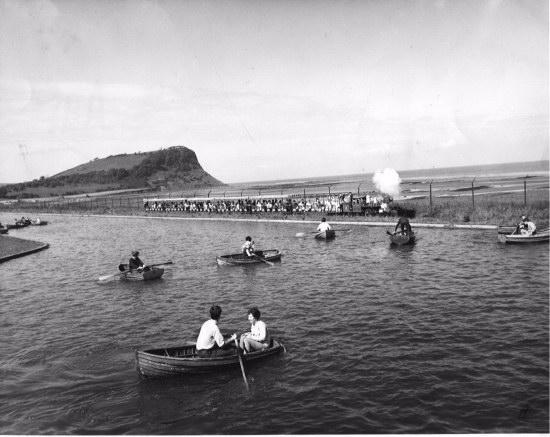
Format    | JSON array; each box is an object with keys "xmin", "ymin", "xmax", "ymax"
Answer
[
  {"xmin": 239, "ymin": 307, "xmax": 270, "ymax": 354},
  {"xmin": 129, "ymin": 250, "xmax": 148, "ymax": 272},
  {"xmin": 196, "ymin": 305, "xmax": 237, "ymax": 358},
  {"xmin": 394, "ymin": 217, "xmax": 412, "ymax": 235},
  {"xmin": 316, "ymin": 217, "xmax": 332, "ymax": 233},
  {"xmin": 242, "ymin": 236, "xmax": 256, "ymax": 257},
  {"xmin": 517, "ymin": 216, "xmax": 536, "ymax": 236}
]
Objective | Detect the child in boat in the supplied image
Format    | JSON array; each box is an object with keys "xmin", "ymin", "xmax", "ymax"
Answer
[
  {"xmin": 196, "ymin": 305, "xmax": 237, "ymax": 358},
  {"xmin": 241, "ymin": 236, "xmax": 255, "ymax": 257},
  {"xmin": 239, "ymin": 307, "xmax": 270, "ymax": 354},
  {"xmin": 316, "ymin": 217, "xmax": 332, "ymax": 233}
]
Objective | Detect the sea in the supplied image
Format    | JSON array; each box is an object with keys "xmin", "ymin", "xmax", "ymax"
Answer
[{"xmin": 0, "ymin": 208, "xmax": 548, "ymax": 434}]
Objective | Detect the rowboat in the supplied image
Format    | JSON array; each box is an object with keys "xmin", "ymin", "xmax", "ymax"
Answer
[
  {"xmin": 30, "ymin": 220, "xmax": 48, "ymax": 226},
  {"xmin": 118, "ymin": 264, "xmax": 165, "ymax": 280},
  {"xmin": 216, "ymin": 249, "xmax": 281, "ymax": 266},
  {"xmin": 136, "ymin": 340, "xmax": 285, "ymax": 377},
  {"xmin": 6, "ymin": 221, "xmax": 29, "ymax": 230},
  {"xmin": 314, "ymin": 229, "xmax": 336, "ymax": 240},
  {"xmin": 389, "ymin": 231, "xmax": 416, "ymax": 245},
  {"xmin": 497, "ymin": 227, "xmax": 549, "ymax": 244}
]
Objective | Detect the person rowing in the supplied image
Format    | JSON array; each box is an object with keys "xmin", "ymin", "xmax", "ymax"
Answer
[
  {"xmin": 196, "ymin": 305, "xmax": 237, "ymax": 358},
  {"xmin": 393, "ymin": 216, "xmax": 412, "ymax": 235},
  {"xmin": 242, "ymin": 236, "xmax": 256, "ymax": 257},
  {"xmin": 516, "ymin": 215, "xmax": 536, "ymax": 236},
  {"xmin": 129, "ymin": 250, "xmax": 149, "ymax": 272},
  {"xmin": 316, "ymin": 217, "xmax": 332, "ymax": 233}
]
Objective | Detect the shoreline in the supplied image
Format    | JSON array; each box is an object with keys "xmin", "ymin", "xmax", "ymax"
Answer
[
  {"xmin": 2, "ymin": 211, "xmax": 500, "ymax": 230},
  {"xmin": 0, "ymin": 235, "xmax": 49, "ymax": 263}
]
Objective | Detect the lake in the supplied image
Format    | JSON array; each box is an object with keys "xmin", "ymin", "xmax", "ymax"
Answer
[{"xmin": 0, "ymin": 213, "xmax": 548, "ymax": 433}]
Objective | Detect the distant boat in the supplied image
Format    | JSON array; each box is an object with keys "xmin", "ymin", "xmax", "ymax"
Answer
[
  {"xmin": 216, "ymin": 249, "xmax": 281, "ymax": 266},
  {"xmin": 118, "ymin": 264, "xmax": 165, "ymax": 281},
  {"xmin": 389, "ymin": 231, "xmax": 416, "ymax": 245},
  {"xmin": 30, "ymin": 219, "xmax": 48, "ymax": 226},
  {"xmin": 498, "ymin": 227, "xmax": 549, "ymax": 244},
  {"xmin": 314, "ymin": 229, "xmax": 336, "ymax": 240}
]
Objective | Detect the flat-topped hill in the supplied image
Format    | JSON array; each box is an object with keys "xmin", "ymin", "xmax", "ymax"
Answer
[{"xmin": 0, "ymin": 146, "xmax": 224, "ymax": 198}]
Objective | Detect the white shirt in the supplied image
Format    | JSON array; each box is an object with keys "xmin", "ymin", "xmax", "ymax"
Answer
[
  {"xmin": 249, "ymin": 320, "xmax": 267, "ymax": 342},
  {"xmin": 317, "ymin": 221, "xmax": 332, "ymax": 232},
  {"xmin": 196, "ymin": 319, "xmax": 225, "ymax": 350}
]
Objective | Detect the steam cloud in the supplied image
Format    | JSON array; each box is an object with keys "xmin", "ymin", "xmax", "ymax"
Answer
[{"xmin": 372, "ymin": 168, "xmax": 401, "ymax": 197}]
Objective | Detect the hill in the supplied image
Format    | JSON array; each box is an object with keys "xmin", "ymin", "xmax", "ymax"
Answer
[{"xmin": 0, "ymin": 146, "xmax": 224, "ymax": 199}]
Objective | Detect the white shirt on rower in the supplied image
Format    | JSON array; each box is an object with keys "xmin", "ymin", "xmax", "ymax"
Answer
[
  {"xmin": 196, "ymin": 319, "xmax": 225, "ymax": 350},
  {"xmin": 317, "ymin": 221, "xmax": 332, "ymax": 232}
]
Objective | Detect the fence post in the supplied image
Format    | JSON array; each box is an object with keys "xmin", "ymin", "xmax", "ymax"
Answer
[
  {"xmin": 429, "ymin": 180, "xmax": 433, "ymax": 215},
  {"xmin": 524, "ymin": 179, "xmax": 527, "ymax": 206},
  {"xmin": 471, "ymin": 177, "xmax": 475, "ymax": 211}
]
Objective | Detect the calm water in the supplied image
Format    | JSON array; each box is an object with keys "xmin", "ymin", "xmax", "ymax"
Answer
[{"xmin": 0, "ymin": 213, "xmax": 548, "ymax": 434}]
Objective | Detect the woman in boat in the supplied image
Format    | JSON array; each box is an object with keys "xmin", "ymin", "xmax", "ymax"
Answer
[
  {"xmin": 129, "ymin": 250, "xmax": 148, "ymax": 271},
  {"xmin": 394, "ymin": 217, "xmax": 412, "ymax": 235},
  {"xmin": 196, "ymin": 305, "xmax": 237, "ymax": 358},
  {"xmin": 239, "ymin": 307, "xmax": 270, "ymax": 353},
  {"xmin": 316, "ymin": 217, "xmax": 332, "ymax": 232},
  {"xmin": 517, "ymin": 216, "xmax": 536, "ymax": 236},
  {"xmin": 242, "ymin": 236, "xmax": 255, "ymax": 257}
]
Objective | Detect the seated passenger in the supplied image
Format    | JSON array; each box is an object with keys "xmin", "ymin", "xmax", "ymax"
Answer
[{"xmin": 239, "ymin": 307, "xmax": 270, "ymax": 353}]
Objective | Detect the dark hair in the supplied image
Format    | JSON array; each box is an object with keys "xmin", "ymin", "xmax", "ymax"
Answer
[
  {"xmin": 248, "ymin": 306, "xmax": 261, "ymax": 320},
  {"xmin": 321, "ymin": 217, "xmax": 326, "ymax": 222},
  {"xmin": 209, "ymin": 305, "xmax": 222, "ymax": 320},
  {"xmin": 245, "ymin": 236, "xmax": 252, "ymax": 241}
]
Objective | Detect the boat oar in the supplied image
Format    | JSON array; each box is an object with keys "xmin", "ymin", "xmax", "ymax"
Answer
[
  {"xmin": 253, "ymin": 253, "xmax": 274, "ymax": 266},
  {"xmin": 386, "ymin": 230, "xmax": 395, "ymax": 236},
  {"xmin": 234, "ymin": 337, "xmax": 250, "ymax": 391},
  {"xmin": 98, "ymin": 260, "xmax": 174, "ymax": 281}
]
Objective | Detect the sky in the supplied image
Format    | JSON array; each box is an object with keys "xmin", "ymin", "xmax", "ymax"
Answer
[{"xmin": 0, "ymin": 0, "xmax": 548, "ymax": 184}]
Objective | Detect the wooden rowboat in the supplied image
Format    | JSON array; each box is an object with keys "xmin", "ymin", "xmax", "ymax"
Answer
[
  {"xmin": 497, "ymin": 227, "xmax": 549, "ymax": 244},
  {"xmin": 389, "ymin": 231, "xmax": 416, "ymax": 245},
  {"xmin": 216, "ymin": 249, "xmax": 281, "ymax": 266},
  {"xmin": 136, "ymin": 340, "xmax": 285, "ymax": 377},
  {"xmin": 118, "ymin": 264, "xmax": 165, "ymax": 280},
  {"xmin": 30, "ymin": 220, "xmax": 48, "ymax": 226},
  {"xmin": 314, "ymin": 229, "xmax": 336, "ymax": 240},
  {"xmin": 6, "ymin": 221, "xmax": 29, "ymax": 230}
]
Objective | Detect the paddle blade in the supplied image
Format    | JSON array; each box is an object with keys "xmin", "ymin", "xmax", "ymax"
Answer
[{"xmin": 98, "ymin": 274, "xmax": 115, "ymax": 282}]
